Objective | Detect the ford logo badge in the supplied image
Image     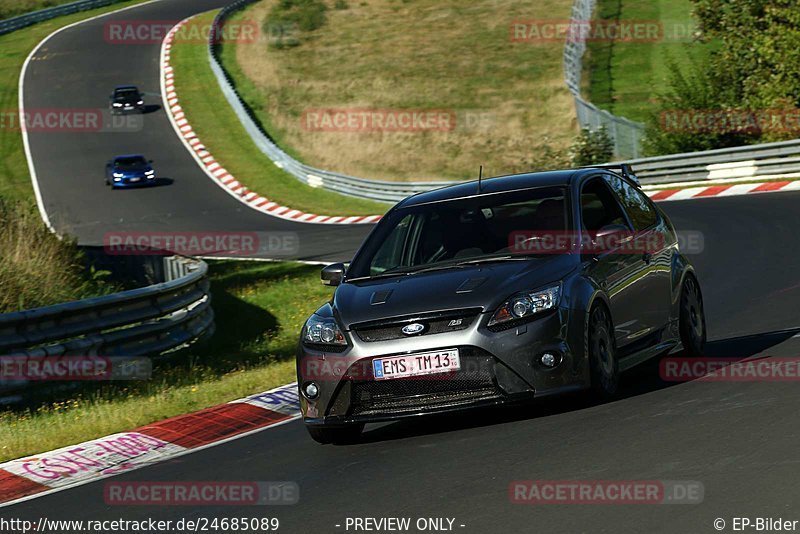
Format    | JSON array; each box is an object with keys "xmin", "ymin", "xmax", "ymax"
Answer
[{"xmin": 401, "ymin": 323, "xmax": 425, "ymax": 335}]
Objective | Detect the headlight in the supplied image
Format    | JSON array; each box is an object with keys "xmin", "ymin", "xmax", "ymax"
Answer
[
  {"xmin": 304, "ymin": 316, "xmax": 346, "ymax": 346},
  {"xmin": 137, "ymin": 100, "xmax": 144, "ymax": 105},
  {"xmin": 488, "ymin": 284, "xmax": 561, "ymax": 327},
  {"xmin": 113, "ymin": 172, "xmax": 124, "ymax": 178},
  {"xmin": 145, "ymin": 170, "xmax": 155, "ymax": 175},
  {"xmin": 112, "ymin": 103, "xmax": 122, "ymax": 107}
]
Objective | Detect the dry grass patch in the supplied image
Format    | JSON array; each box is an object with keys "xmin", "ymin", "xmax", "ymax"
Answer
[{"xmin": 231, "ymin": 0, "xmax": 576, "ymax": 181}]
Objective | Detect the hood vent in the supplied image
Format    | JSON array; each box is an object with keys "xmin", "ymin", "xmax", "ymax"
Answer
[
  {"xmin": 456, "ymin": 277, "xmax": 488, "ymax": 294},
  {"xmin": 370, "ymin": 289, "xmax": 393, "ymax": 305}
]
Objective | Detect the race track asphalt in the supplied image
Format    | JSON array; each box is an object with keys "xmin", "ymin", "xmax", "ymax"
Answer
[
  {"xmin": 9, "ymin": 0, "xmax": 800, "ymax": 532},
  {"xmin": 22, "ymin": 0, "xmax": 374, "ymax": 262}
]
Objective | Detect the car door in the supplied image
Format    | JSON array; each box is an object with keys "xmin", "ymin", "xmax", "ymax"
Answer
[
  {"xmin": 579, "ymin": 176, "xmax": 650, "ymax": 350},
  {"xmin": 603, "ymin": 173, "xmax": 673, "ymax": 335}
]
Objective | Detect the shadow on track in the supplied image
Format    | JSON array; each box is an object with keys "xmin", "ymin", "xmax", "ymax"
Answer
[{"xmin": 354, "ymin": 328, "xmax": 800, "ymax": 444}]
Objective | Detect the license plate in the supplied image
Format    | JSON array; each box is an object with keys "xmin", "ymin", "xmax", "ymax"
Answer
[
  {"xmin": 130, "ymin": 177, "xmax": 141, "ymax": 182},
  {"xmin": 372, "ymin": 349, "xmax": 460, "ymax": 380}
]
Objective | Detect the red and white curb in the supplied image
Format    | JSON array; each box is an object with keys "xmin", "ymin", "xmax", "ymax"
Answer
[
  {"xmin": 0, "ymin": 383, "xmax": 301, "ymax": 508},
  {"xmin": 160, "ymin": 19, "xmax": 382, "ymax": 225},
  {"xmin": 643, "ymin": 179, "xmax": 800, "ymax": 202}
]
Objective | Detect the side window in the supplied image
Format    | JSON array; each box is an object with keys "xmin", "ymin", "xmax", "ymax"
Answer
[
  {"xmin": 580, "ymin": 178, "xmax": 630, "ymax": 232},
  {"xmin": 370, "ymin": 214, "xmax": 413, "ymax": 274},
  {"xmin": 604, "ymin": 175, "xmax": 658, "ymax": 230}
]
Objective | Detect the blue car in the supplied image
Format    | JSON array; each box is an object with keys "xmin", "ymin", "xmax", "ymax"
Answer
[{"xmin": 105, "ymin": 155, "xmax": 156, "ymax": 188}]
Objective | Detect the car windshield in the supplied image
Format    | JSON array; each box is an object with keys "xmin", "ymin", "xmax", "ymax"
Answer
[
  {"xmin": 348, "ymin": 186, "xmax": 569, "ymax": 279},
  {"xmin": 114, "ymin": 156, "xmax": 147, "ymax": 169},
  {"xmin": 114, "ymin": 88, "xmax": 139, "ymax": 100}
]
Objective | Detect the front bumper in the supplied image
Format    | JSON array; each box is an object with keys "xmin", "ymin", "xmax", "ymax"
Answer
[
  {"xmin": 111, "ymin": 104, "xmax": 144, "ymax": 114},
  {"xmin": 112, "ymin": 177, "xmax": 156, "ymax": 188},
  {"xmin": 297, "ymin": 307, "xmax": 587, "ymax": 427}
]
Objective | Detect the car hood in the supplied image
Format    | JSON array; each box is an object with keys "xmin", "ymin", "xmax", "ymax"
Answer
[{"xmin": 332, "ymin": 255, "xmax": 577, "ymax": 328}]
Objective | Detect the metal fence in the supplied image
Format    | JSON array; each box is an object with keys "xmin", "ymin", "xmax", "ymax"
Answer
[
  {"xmin": 0, "ymin": 0, "xmax": 128, "ymax": 36},
  {"xmin": 563, "ymin": 0, "xmax": 645, "ymax": 159},
  {"xmin": 0, "ymin": 256, "xmax": 214, "ymax": 394}
]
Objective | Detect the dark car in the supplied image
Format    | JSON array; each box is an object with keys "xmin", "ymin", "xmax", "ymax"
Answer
[
  {"xmin": 109, "ymin": 85, "xmax": 144, "ymax": 114},
  {"xmin": 296, "ymin": 166, "xmax": 706, "ymax": 444},
  {"xmin": 105, "ymin": 155, "xmax": 156, "ymax": 188}
]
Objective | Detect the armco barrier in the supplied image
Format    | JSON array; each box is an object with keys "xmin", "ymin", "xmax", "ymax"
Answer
[
  {"xmin": 0, "ymin": 256, "xmax": 214, "ymax": 393},
  {"xmin": 0, "ymin": 0, "xmax": 129, "ymax": 36},
  {"xmin": 207, "ymin": 2, "xmax": 800, "ymax": 203}
]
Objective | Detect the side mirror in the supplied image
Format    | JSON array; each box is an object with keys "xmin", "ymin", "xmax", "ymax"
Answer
[
  {"xmin": 582, "ymin": 224, "xmax": 630, "ymax": 260},
  {"xmin": 321, "ymin": 263, "xmax": 345, "ymax": 287},
  {"xmin": 148, "ymin": 160, "xmax": 154, "ymax": 164},
  {"xmin": 595, "ymin": 223, "xmax": 629, "ymax": 240}
]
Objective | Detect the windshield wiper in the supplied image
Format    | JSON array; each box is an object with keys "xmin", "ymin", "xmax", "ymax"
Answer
[
  {"xmin": 349, "ymin": 255, "xmax": 535, "ymax": 281},
  {"xmin": 454, "ymin": 255, "xmax": 534, "ymax": 266}
]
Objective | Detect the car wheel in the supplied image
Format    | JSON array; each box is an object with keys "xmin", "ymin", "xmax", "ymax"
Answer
[
  {"xmin": 679, "ymin": 275, "xmax": 706, "ymax": 356},
  {"xmin": 588, "ymin": 304, "xmax": 618, "ymax": 398},
  {"xmin": 306, "ymin": 424, "xmax": 363, "ymax": 445}
]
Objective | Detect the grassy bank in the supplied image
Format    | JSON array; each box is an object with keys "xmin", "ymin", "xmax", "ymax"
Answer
[
  {"xmin": 0, "ymin": 202, "xmax": 118, "ymax": 312},
  {"xmin": 584, "ymin": 0, "xmax": 708, "ymax": 123},
  {"xmin": 222, "ymin": 0, "xmax": 576, "ymax": 181},
  {"xmin": 0, "ymin": 260, "xmax": 329, "ymax": 462},
  {"xmin": 0, "ymin": 0, "xmax": 90, "ymax": 20},
  {"xmin": 170, "ymin": 12, "xmax": 387, "ymax": 217}
]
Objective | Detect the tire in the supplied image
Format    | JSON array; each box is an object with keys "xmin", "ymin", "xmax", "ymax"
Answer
[
  {"xmin": 679, "ymin": 275, "xmax": 706, "ymax": 356},
  {"xmin": 588, "ymin": 304, "xmax": 619, "ymax": 398},
  {"xmin": 306, "ymin": 424, "xmax": 363, "ymax": 445}
]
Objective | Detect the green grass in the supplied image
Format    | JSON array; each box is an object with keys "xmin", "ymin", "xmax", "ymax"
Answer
[
  {"xmin": 584, "ymin": 0, "xmax": 709, "ymax": 123},
  {"xmin": 0, "ymin": 0, "xmax": 152, "ymax": 202},
  {"xmin": 0, "ymin": 0, "xmax": 95, "ymax": 20},
  {"xmin": 170, "ymin": 12, "xmax": 388, "ymax": 217},
  {"xmin": 0, "ymin": 202, "xmax": 120, "ymax": 312},
  {"xmin": 0, "ymin": 260, "xmax": 330, "ymax": 462}
]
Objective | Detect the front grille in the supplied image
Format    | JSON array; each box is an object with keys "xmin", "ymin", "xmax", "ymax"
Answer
[
  {"xmin": 352, "ymin": 308, "xmax": 481, "ymax": 342},
  {"xmin": 341, "ymin": 347, "xmax": 503, "ymax": 417}
]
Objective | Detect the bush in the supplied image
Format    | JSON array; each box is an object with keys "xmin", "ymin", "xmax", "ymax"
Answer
[
  {"xmin": 569, "ymin": 127, "xmax": 614, "ymax": 166},
  {"xmin": 0, "ymin": 201, "xmax": 116, "ymax": 313},
  {"xmin": 265, "ymin": 0, "xmax": 329, "ymax": 48},
  {"xmin": 645, "ymin": 0, "xmax": 800, "ymax": 155}
]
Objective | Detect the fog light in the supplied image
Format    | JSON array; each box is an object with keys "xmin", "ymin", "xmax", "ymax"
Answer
[
  {"xmin": 540, "ymin": 352, "xmax": 560, "ymax": 368},
  {"xmin": 303, "ymin": 382, "xmax": 319, "ymax": 399}
]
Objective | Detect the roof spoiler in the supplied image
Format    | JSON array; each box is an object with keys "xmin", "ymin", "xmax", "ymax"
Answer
[{"xmin": 581, "ymin": 163, "xmax": 640, "ymax": 186}]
